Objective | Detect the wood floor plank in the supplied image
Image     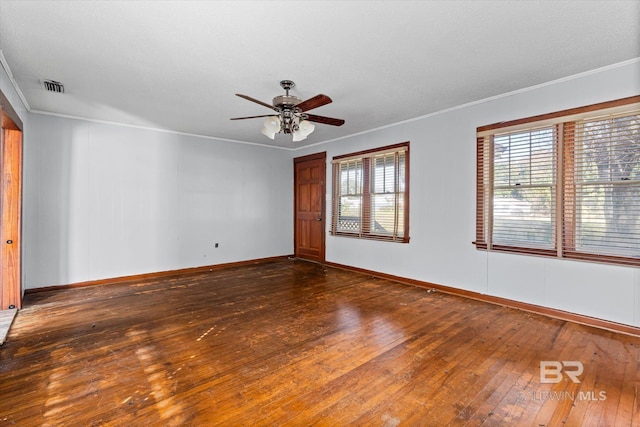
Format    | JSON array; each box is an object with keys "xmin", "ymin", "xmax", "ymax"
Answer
[
  {"xmin": 447, "ymin": 314, "xmax": 559, "ymax": 426},
  {"xmin": 1, "ymin": 259, "xmax": 638, "ymax": 426},
  {"xmin": 615, "ymin": 341, "xmax": 640, "ymax": 425}
]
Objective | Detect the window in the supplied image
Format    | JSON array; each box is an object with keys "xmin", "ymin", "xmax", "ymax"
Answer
[
  {"xmin": 492, "ymin": 127, "xmax": 557, "ymax": 250},
  {"xmin": 331, "ymin": 142, "xmax": 409, "ymax": 242},
  {"xmin": 476, "ymin": 95, "xmax": 640, "ymax": 266}
]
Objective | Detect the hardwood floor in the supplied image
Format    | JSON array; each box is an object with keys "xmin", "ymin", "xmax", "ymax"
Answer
[{"xmin": 1, "ymin": 259, "xmax": 638, "ymax": 426}]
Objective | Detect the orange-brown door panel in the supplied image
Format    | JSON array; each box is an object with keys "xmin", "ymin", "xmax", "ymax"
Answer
[{"xmin": 294, "ymin": 153, "xmax": 326, "ymax": 263}]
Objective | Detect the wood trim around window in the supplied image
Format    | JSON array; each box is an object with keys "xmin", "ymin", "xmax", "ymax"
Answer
[
  {"xmin": 477, "ymin": 95, "xmax": 640, "ymax": 134},
  {"xmin": 331, "ymin": 142, "xmax": 410, "ymax": 243},
  {"xmin": 332, "ymin": 142, "xmax": 409, "ymax": 162},
  {"xmin": 476, "ymin": 95, "xmax": 640, "ymax": 267}
]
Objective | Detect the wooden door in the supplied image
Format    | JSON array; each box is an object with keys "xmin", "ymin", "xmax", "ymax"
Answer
[
  {"xmin": 294, "ymin": 152, "xmax": 326, "ymax": 263},
  {"xmin": 0, "ymin": 96, "xmax": 23, "ymax": 310}
]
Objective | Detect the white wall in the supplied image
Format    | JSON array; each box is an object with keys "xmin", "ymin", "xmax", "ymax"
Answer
[
  {"xmin": 294, "ymin": 59, "xmax": 640, "ymax": 327},
  {"xmin": 24, "ymin": 115, "xmax": 293, "ymax": 288}
]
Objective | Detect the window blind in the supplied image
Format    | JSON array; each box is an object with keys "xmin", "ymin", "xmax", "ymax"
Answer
[
  {"xmin": 564, "ymin": 111, "xmax": 640, "ymax": 263},
  {"xmin": 334, "ymin": 158, "xmax": 364, "ymax": 235},
  {"xmin": 331, "ymin": 143, "xmax": 409, "ymax": 242},
  {"xmin": 492, "ymin": 127, "xmax": 557, "ymax": 250},
  {"xmin": 476, "ymin": 95, "xmax": 640, "ymax": 266}
]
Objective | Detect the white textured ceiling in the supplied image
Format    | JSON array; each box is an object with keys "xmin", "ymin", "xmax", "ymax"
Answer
[{"xmin": 1, "ymin": 0, "xmax": 639, "ymax": 149}]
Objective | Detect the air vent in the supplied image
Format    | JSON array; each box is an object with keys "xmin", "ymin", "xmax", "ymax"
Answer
[{"xmin": 43, "ymin": 80, "xmax": 64, "ymax": 93}]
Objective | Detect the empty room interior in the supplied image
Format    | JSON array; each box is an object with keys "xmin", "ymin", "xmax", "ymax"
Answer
[{"xmin": 1, "ymin": 1, "xmax": 640, "ymax": 425}]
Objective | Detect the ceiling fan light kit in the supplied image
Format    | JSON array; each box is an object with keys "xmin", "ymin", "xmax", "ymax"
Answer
[
  {"xmin": 261, "ymin": 116, "xmax": 281, "ymax": 139},
  {"xmin": 231, "ymin": 80, "xmax": 344, "ymax": 142},
  {"xmin": 292, "ymin": 120, "xmax": 315, "ymax": 142}
]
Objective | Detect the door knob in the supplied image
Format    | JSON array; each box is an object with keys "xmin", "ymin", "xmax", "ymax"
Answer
[{"xmin": 6, "ymin": 240, "xmax": 12, "ymax": 244}]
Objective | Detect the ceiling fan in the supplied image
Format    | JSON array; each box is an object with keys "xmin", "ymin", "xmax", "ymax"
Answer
[{"xmin": 231, "ymin": 80, "xmax": 345, "ymax": 141}]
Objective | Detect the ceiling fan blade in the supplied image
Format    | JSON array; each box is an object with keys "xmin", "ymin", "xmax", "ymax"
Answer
[
  {"xmin": 230, "ymin": 114, "xmax": 277, "ymax": 120},
  {"xmin": 296, "ymin": 94, "xmax": 332, "ymax": 112},
  {"xmin": 235, "ymin": 94, "xmax": 278, "ymax": 111},
  {"xmin": 305, "ymin": 114, "xmax": 345, "ymax": 126}
]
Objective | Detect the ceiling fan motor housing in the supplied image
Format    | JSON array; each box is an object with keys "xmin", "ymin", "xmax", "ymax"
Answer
[{"xmin": 273, "ymin": 95, "xmax": 302, "ymax": 109}]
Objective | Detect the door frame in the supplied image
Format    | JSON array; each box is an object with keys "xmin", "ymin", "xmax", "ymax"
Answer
[
  {"xmin": 0, "ymin": 90, "xmax": 23, "ymax": 310},
  {"xmin": 293, "ymin": 152, "xmax": 326, "ymax": 263}
]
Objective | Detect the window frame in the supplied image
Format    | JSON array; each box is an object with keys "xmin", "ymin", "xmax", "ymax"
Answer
[
  {"xmin": 331, "ymin": 142, "xmax": 410, "ymax": 243},
  {"xmin": 476, "ymin": 95, "xmax": 640, "ymax": 267}
]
